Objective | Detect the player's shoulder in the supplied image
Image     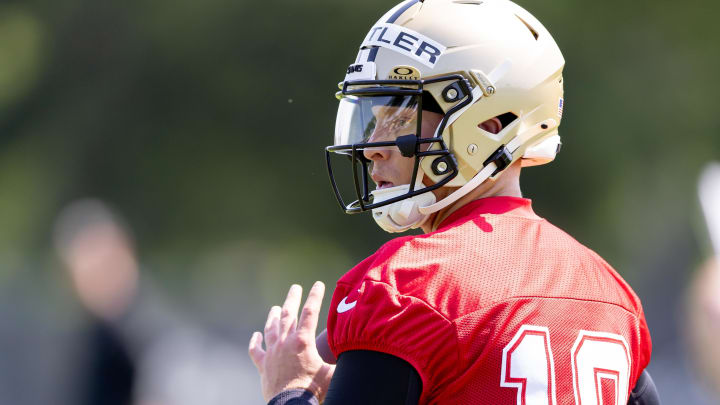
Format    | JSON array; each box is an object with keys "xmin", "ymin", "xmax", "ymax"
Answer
[
  {"xmin": 335, "ymin": 223, "xmax": 474, "ymax": 290},
  {"xmin": 334, "ymin": 209, "xmax": 541, "ymax": 319},
  {"xmin": 534, "ymin": 217, "xmax": 645, "ymax": 310},
  {"xmin": 337, "ymin": 198, "xmax": 642, "ymax": 319}
]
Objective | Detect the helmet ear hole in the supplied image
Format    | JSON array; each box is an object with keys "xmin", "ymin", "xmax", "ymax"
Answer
[
  {"xmin": 478, "ymin": 112, "xmax": 518, "ymax": 134},
  {"xmin": 478, "ymin": 117, "xmax": 502, "ymax": 134}
]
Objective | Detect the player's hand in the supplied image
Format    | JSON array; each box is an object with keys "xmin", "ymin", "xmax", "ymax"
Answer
[{"xmin": 248, "ymin": 282, "xmax": 335, "ymax": 402}]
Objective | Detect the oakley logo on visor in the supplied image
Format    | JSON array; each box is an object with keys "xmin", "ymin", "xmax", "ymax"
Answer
[{"xmin": 361, "ymin": 23, "xmax": 446, "ymax": 68}]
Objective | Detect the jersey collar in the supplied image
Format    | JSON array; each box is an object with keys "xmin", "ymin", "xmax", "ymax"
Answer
[{"xmin": 436, "ymin": 196, "xmax": 539, "ymax": 231}]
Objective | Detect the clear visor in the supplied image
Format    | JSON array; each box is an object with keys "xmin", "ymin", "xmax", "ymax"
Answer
[{"xmin": 334, "ymin": 95, "xmax": 419, "ymax": 148}]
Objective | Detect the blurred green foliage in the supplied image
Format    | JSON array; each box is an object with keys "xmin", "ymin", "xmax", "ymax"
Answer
[{"xmin": 0, "ymin": 0, "xmax": 718, "ymax": 325}]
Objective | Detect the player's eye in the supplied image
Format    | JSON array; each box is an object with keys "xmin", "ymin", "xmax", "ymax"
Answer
[{"xmin": 390, "ymin": 118, "xmax": 411, "ymax": 130}]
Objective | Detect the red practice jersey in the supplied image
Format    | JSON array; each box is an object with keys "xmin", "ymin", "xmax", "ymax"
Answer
[{"xmin": 327, "ymin": 197, "xmax": 652, "ymax": 404}]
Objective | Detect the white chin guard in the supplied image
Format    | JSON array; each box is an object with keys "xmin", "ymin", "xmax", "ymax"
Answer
[{"xmin": 370, "ymin": 183, "xmax": 437, "ymax": 233}]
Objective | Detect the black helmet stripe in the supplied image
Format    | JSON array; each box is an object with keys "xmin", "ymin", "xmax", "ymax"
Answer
[{"xmin": 367, "ymin": 0, "xmax": 420, "ymax": 63}]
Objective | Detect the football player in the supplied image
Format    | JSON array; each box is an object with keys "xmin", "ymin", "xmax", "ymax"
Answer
[{"xmin": 249, "ymin": 0, "xmax": 660, "ymax": 404}]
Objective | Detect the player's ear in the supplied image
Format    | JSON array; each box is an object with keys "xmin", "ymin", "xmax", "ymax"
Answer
[{"xmin": 478, "ymin": 117, "xmax": 503, "ymax": 134}]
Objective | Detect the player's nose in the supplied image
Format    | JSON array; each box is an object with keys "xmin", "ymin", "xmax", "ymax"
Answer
[{"xmin": 363, "ymin": 146, "xmax": 391, "ymax": 162}]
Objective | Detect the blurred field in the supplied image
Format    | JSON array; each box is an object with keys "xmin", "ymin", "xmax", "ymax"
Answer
[{"xmin": 0, "ymin": 0, "xmax": 719, "ymax": 403}]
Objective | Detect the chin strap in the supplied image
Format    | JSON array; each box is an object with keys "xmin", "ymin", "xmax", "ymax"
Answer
[{"xmin": 418, "ymin": 160, "xmax": 498, "ymax": 215}]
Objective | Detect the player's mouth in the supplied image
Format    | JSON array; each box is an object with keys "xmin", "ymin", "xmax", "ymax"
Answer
[{"xmin": 371, "ymin": 172, "xmax": 395, "ymax": 190}]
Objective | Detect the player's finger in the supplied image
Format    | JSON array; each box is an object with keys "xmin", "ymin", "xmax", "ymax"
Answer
[
  {"xmin": 280, "ymin": 284, "xmax": 302, "ymax": 337},
  {"xmin": 298, "ymin": 281, "xmax": 325, "ymax": 338},
  {"xmin": 248, "ymin": 331, "xmax": 265, "ymax": 371},
  {"xmin": 264, "ymin": 305, "xmax": 281, "ymax": 346}
]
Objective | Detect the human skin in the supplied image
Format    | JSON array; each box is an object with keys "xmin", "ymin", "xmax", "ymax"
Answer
[
  {"xmin": 248, "ymin": 282, "xmax": 335, "ymax": 402},
  {"xmin": 249, "ymin": 109, "xmax": 522, "ymax": 398},
  {"xmin": 61, "ymin": 223, "xmax": 139, "ymax": 320},
  {"xmin": 363, "ymin": 106, "xmax": 445, "ymax": 191}
]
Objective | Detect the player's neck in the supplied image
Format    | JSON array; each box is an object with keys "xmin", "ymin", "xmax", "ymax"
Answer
[{"xmin": 421, "ymin": 163, "xmax": 522, "ymax": 233}]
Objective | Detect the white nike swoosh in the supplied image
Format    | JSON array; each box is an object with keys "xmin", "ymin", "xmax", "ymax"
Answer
[{"xmin": 337, "ymin": 296, "xmax": 357, "ymax": 313}]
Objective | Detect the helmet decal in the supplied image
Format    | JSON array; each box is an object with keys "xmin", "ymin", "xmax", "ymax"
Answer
[
  {"xmin": 361, "ymin": 23, "xmax": 446, "ymax": 68},
  {"xmin": 344, "ymin": 62, "xmax": 376, "ymax": 82},
  {"xmin": 558, "ymin": 97, "xmax": 564, "ymax": 118},
  {"xmin": 388, "ymin": 66, "xmax": 421, "ymax": 80}
]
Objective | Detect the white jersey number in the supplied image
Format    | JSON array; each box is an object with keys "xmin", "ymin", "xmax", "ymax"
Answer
[{"xmin": 501, "ymin": 326, "xmax": 631, "ymax": 405}]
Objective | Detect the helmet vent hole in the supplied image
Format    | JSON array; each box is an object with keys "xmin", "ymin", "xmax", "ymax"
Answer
[
  {"xmin": 478, "ymin": 112, "xmax": 517, "ymax": 134},
  {"xmin": 515, "ymin": 15, "xmax": 539, "ymax": 40}
]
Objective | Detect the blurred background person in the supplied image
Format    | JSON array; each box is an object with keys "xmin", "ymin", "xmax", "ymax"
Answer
[
  {"xmin": 687, "ymin": 256, "xmax": 720, "ymax": 394},
  {"xmin": 686, "ymin": 163, "xmax": 720, "ymax": 396},
  {"xmin": 54, "ymin": 199, "xmax": 257, "ymax": 405},
  {"xmin": 54, "ymin": 199, "xmax": 139, "ymax": 405}
]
